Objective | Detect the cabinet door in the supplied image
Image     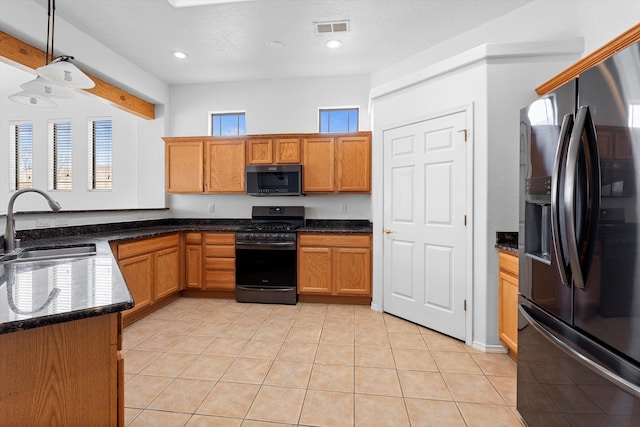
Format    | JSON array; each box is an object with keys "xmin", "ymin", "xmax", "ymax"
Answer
[
  {"xmin": 247, "ymin": 138, "xmax": 273, "ymax": 165},
  {"xmin": 119, "ymin": 253, "xmax": 154, "ymax": 315},
  {"xmin": 298, "ymin": 246, "xmax": 332, "ymax": 294},
  {"xmin": 185, "ymin": 244, "xmax": 203, "ymax": 289},
  {"xmin": 498, "ymin": 271, "xmax": 519, "ymax": 356},
  {"xmin": 275, "ymin": 138, "xmax": 301, "ymax": 163},
  {"xmin": 303, "ymin": 138, "xmax": 334, "ymax": 192},
  {"xmin": 334, "ymin": 247, "xmax": 371, "ymax": 296},
  {"xmin": 154, "ymin": 246, "xmax": 181, "ymax": 300},
  {"xmin": 205, "ymin": 140, "xmax": 246, "ymax": 193},
  {"xmin": 165, "ymin": 140, "xmax": 204, "ymax": 193},
  {"xmin": 336, "ymin": 135, "xmax": 371, "ymax": 192}
]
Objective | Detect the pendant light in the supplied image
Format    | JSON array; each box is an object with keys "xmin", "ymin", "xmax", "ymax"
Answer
[
  {"xmin": 36, "ymin": 0, "xmax": 95, "ymax": 89},
  {"xmin": 8, "ymin": 0, "xmax": 94, "ymax": 107},
  {"xmin": 8, "ymin": 91, "xmax": 58, "ymax": 108},
  {"xmin": 21, "ymin": 76, "xmax": 73, "ymax": 98}
]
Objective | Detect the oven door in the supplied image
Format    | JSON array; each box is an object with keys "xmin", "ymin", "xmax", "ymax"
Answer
[{"xmin": 235, "ymin": 240, "xmax": 297, "ymax": 304}]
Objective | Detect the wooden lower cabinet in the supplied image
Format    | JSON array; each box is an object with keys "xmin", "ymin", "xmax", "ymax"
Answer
[
  {"xmin": 0, "ymin": 313, "xmax": 123, "ymax": 426},
  {"xmin": 205, "ymin": 232, "xmax": 236, "ymax": 290},
  {"xmin": 114, "ymin": 233, "xmax": 181, "ymax": 324},
  {"xmin": 298, "ymin": 233, "xmax": 372, "ymax": 301},
  {"xmin": 498, "ymin": 250, "xmax": 519, "ymax": 358},
  {"xmin": 185, "ymin": 232, "xmax": 204, "ymax": 289},
  {"xmin": 183, "ymin": 232, "xmax": 236, "ymax": 292}
]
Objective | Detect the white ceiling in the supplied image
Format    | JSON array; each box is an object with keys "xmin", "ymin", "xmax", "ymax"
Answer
[{"xmin": 25, "ymin": 0, "xmax": 534, "ymax": 85}]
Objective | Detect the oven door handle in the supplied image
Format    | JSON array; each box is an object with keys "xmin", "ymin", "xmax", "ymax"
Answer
[
  {"xmin": 235, "ymin": 241, "xmax": 296, "ymax": 249},
  {"xmin": 236, "ymin": 286, "xmax": 295, "ymax": 292}
]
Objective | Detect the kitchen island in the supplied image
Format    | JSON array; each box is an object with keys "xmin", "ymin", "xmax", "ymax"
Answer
[
  {"xmin": 0, "ymin": 217, "xmax": 372, "ymax": 425},
  {"xmin": 0, "ymin": 239, "xmax": 134, "ymax": 426}
]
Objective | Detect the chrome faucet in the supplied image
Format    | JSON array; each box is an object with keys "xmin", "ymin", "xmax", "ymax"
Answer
[{"xmin": 4, "ymin": 189, "xmax": 61, "ymax": 252}]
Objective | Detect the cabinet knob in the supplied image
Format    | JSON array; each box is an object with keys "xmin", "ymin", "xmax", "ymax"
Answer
[{"xmin": 384, "ymin": 227, "xmax": 392, "ymax": 234}]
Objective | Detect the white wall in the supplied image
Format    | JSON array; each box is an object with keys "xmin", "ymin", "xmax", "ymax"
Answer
[
  {"xmin": 168, "ymin": 74, "xmax": 373, "ymax": 219},
  {"xmin": 372, "ymin": 0, "xmax": 640, "ymax": 88},
  {"xmin": 0, "ymin": 0, "xmax": 170, "ymax": 230},
  {"xmin": 369, "ymin": 0, "xmax": 640, "ymax": 349},
  {"xmin": 169, "ymin": 75, "xmax": 371, "ymax": 136}
]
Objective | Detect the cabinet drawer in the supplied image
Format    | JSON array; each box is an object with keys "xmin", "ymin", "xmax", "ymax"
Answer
[
  {"xmin": 206, "ymin": 245, "xmax": 235, "ymax": 258},
  {"xmin": 205, "ymin": 270, "xmax": 235, "ymax": 288},
  {"xmin": 185, "ymin": 232, "xmax": 202, "ymax": 244},
  {"xmin": 499, "ymin": 251, "xmax": 519, "ymax": 277},
  {"xmin": 205, "ymin": 233, "xmax": 235, "ymax": 245},
  {"xmin": 117, "ymin": 234, "xmax": 180, "ymax": 259},
  {"xmin": 298, "ymin": 233, "xmax": 371, "ymax": 248},
  {"xmin": 205, "ymin": 257, "xmax": 236, "ymax": 271}
]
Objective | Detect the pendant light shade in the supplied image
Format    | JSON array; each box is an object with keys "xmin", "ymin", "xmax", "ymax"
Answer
[
  {"xmin": 21, "ymin": 76, "xmax": 73, "ymax": 98},
  {"xmin": 8, "ymin": 0, "xmax": 96, "ymax": 107},
  {"xmin": 37, "ymin": 56, "xmax": 95, "ymax": 89},
  {"xmin": 9, "ymin": 91, "xmax": 57, "ymax": 108}
]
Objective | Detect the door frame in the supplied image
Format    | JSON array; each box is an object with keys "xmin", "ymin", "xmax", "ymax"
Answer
[{"xmin": 372, "ymin": 104, "xmax": 474, "ymax": 346}]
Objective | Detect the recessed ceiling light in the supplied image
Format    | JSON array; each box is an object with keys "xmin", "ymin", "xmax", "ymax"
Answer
[
  {"xmin": 325, "ymin": 40, "xmax": 343, "ymax": 49},
  {"xmin": 270, "ymin": 41, "xmax": 285, "ymax": 49},
  {"xmin": 172, "ymin": 50, "xmax": 189, "ymax": 59}
]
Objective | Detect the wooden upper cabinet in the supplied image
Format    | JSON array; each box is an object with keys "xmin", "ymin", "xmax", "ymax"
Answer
[
  {"xmin": 164, "ymin": 139, "xmax": 204, "ymax": 193},
  {"xmin": 303, "ymin": 133, "xmax": 371, "ymax": 193},
  {"xmin": 336, "ymin": 135, "xmax": 371, "ymax": 192},
  {"xmin": 247, "ymin": 138, "xmax": 273, "ymax": 164},
  {"xmin": 164, "ymin": 132, "xmax": 369, "ymax": 194},
  {"xmin": 303, "ymin": 137, "xmax": 335, "ymax": 192},
  {"xmin": 275, "ymin": 138, "xmax": 302, "ymax": 163},
  {"xmin": 205, "ymin": 140, "xmax": 246, "ymax": 193},
  {"xmin": 247, "ymin": 137, "xmax": 301, "ymax": 164}
]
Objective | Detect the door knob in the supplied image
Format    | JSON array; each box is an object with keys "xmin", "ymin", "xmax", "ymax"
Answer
[{"xmin": 384, "ymin": 227, "xmax": 392, "ymax": 234}]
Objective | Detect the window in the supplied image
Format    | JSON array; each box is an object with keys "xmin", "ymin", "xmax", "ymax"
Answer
[
  {"xmin": 319, "ymin": 108, "xmax": 359, "ymax": 133},
  {"xmin": 88, "ymin": 118, "xmax": 112, "ymax": 190},
  {"xmin": 9, "ymin": 121, "xmax": 33, "ymax": 190},
  {"xmin": 210, "ymin": 112, "xmax": 246, "ymax": 136},
  {"xmin": 48, "ymin": 120, "xmax": 73, "ymax": 190}
]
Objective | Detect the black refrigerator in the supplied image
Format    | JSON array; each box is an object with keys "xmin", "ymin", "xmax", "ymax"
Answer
[{"xmin": 518, "ymin": 40, "xmax": 640, "ymax": 426}]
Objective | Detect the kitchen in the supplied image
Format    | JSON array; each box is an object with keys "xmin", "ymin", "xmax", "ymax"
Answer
[{"xmin": 1, "ymin": 0, "xmax": 639, "ymax": 425}]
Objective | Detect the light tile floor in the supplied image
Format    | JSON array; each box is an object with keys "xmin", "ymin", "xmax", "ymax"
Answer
[{"xmin": 123, "ymin": 298, "xmax": 524, "ymax": 426}]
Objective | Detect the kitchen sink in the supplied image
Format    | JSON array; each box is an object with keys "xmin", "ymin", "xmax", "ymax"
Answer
[{"xmin": 1, "ymin": 244, "xmax": 97, "ymax": 263}]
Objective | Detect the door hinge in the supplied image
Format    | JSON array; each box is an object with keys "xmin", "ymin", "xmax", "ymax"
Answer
[
  {"xmin": 464, "ymin": 299, "xmax": 467, "ymax": 311},
  {"xmin": 459, "ymin": 129, "xmax": 468, "ymax": 142}
]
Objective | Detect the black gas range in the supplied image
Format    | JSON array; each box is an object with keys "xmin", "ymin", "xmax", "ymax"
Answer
[{"xmin": 235, "ymin": 206, "xmax": 304, "ymax": 304}]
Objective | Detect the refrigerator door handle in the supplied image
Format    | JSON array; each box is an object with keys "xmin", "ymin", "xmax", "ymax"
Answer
[
  {"xmin": 551, "ymin": 114, "xmax": 573, "ymax": 286},
  {"xmin": 564, "ymin": 106, "xmax": 601, "ymax": 289},
  {"xmin": 520, "ymin": 304, "xmax": 640, "ymax": 399}
]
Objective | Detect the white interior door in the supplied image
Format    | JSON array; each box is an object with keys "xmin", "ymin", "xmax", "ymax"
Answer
[{"xmin": 382, "ymin": 110, "xmax": 468, "ymax": 340}]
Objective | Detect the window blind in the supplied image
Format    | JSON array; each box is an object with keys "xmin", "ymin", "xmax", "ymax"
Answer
[
  {"xmin": 49, "ymin": 121, "xmax": 73, "ymax": 190},
  {"xmin": 10, "ymin": 122, "xmax": 33, "ymax": 190},
  {"xmin": 88, "ymin": 119, "xmax": 112, "ymax": 190}
]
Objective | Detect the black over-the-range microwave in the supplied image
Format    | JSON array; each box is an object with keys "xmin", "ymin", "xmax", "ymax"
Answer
[{"xmin": 245, "ymin": 164, "xmax": 302, "ymax": 196}]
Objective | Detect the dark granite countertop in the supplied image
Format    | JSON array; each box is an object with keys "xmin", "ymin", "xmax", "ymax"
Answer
[
  {"xmin": 495, "ymin": 231, "xmax": 518, "ymax": 254},
  {"xmin": 302, "ymin": 219, "xmax": 372, "ymax": 233},
  {"xmin": 0, "ymin": 218, "xmax": 372, "ymax": 334},
  {"xmin": 0, "ymin": 237, "xmax": 133, "ymax": 334}
]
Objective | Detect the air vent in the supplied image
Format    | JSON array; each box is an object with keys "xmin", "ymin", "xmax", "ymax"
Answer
[{"xmin": 315, "ymin": 20, "xmax": 350, "ymax": 34}]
